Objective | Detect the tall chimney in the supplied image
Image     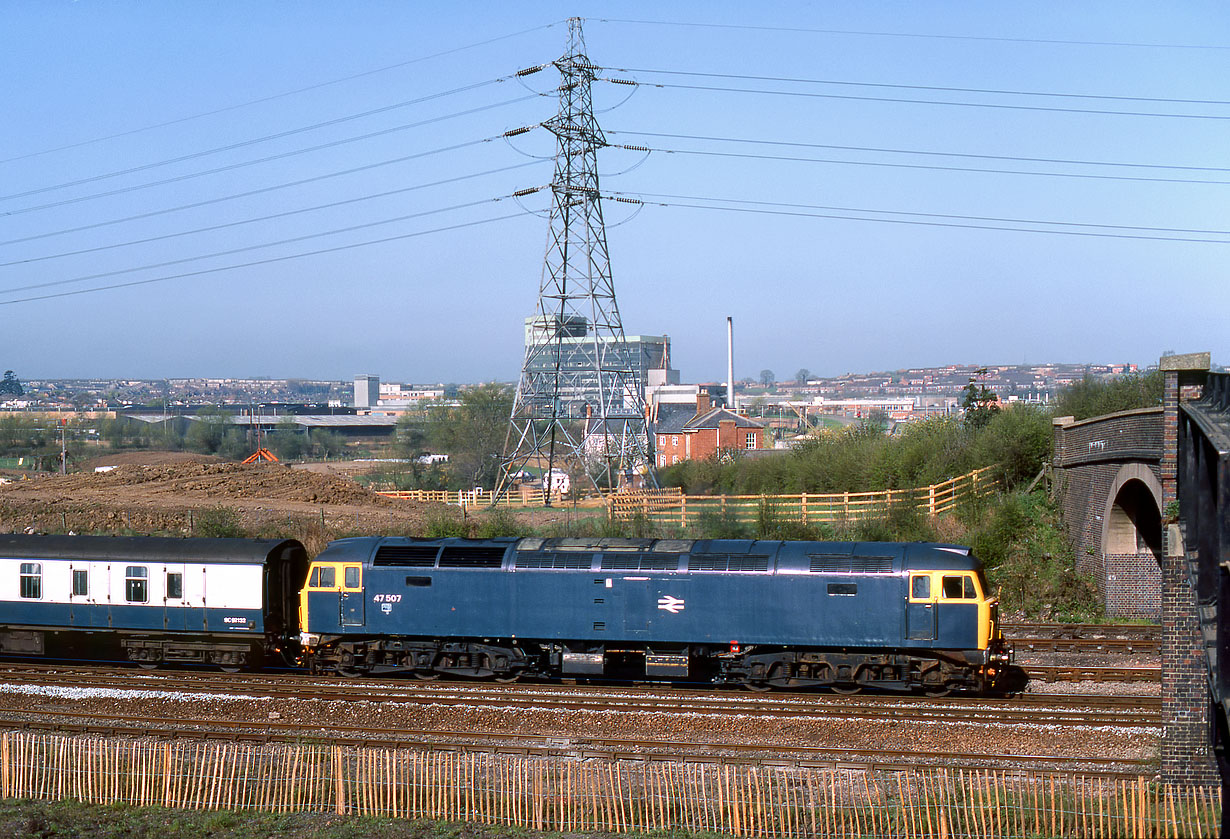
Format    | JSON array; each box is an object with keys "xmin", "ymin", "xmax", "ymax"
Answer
[{"xmin": 726, "ymin": 316, "xmax": 735, "ymax": 410}]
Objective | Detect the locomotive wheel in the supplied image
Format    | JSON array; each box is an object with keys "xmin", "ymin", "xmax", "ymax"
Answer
[
  {"xmin": 137, "ymin": 662, "xmax": 158, "ymax": 671},
  {"xmin": 923, "ymin": 685, "xmax": 952, "ymax": 698},
  {"xmin": 493, "ymin": 673, "xmax": 520, "ymax": 684},
  {"xmin": 830, "ymin": 684, "xmax": 862, "ymax": 695},
  {"xmin": 219, "ymin": 665, "xmax": 242, "ymax": 674},
  {"xmin": 414, "ymin": 671, "xmax": 441, "ymax": 681},
  {"xmin": 741, "ymin": 680, "xmax": 772, "ymax": 693}
]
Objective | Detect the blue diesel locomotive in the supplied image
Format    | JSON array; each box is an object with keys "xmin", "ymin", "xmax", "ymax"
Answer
[
  {"xmin": 0, "ymin": 534, "xmax": 308, "ymax": 669},
  {"xmin": 300, "ymin": 536, "xmax": 1012, "ymax": 693}
]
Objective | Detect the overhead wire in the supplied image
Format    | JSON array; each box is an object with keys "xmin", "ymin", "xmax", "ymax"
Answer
[
  {"xmin": 598, "ymin": 65, "xmax": 1230, "ymax": 106},
  {"xmin": 0, "ymin": 20, "xmax": 564, "ymax": 166},
  {"xmin": 599, "ymin": 78, "xmax": 1230, "ymax": 121},
  {"xmin": 0, "ymin": 188, "xmax": 548, "ymax": 298},
  {"xmin": 0, "ymin": 161, "xmax": 547, "ymax": 267},
  {"xmin": 605, "ymin": 191, "xmax": 1230, "ymax": 244},
  {"xmin": 2, "ymin": 96, "xmax": 547, "ymax": 217},
  {"xmin": 0, "ymin": 76, "xmax": 517, "ymax": 202},
  {"xmin": 606, "ymin": 142, "xmax": 1230, "ymax": 186},
  {"xmin": 607, "ymin": 130, "xmax": 1230, "ymax": 174},
  {"xmin": 0, "ymin": 212, "xmax": 535, "ymax": 307},
  {"xmin": 0, "ymin": 129, "xmax": 544, "ymax": 247},
  {"xmin": 590, "ymin": 18, "xmax": 1230, "ymax": 51}
]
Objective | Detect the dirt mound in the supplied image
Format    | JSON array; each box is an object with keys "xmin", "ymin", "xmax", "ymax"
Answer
[
  {"xmin": 82, "ymin": 451, "xmax": 224, "ymax": 469},
  {"xmin": 1, "ymin": 461, "xmax": 393, "ymax": 507}
]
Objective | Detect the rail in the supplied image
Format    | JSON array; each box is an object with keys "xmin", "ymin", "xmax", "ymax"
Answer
[{"xmin": 609, "ymin": 467, "xmax": 998, "ymax": 527}]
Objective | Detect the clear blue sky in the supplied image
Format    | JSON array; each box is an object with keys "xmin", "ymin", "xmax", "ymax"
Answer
[{"xmin": 2, "ymin": 2, "xmax": 1227, "ymax": 383}]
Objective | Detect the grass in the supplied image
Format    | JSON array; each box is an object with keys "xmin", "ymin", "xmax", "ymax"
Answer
[{"xmin": 0, "ymin": 799, "xmax": 725, "ymax": 839}]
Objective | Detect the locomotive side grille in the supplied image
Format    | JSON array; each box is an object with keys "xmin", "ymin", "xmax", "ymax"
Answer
[
  {"xmin": 438, "ymin": 546, "xmax": 507, "ymax": 568},
  {"xmin": 599, "ymin": 553, "xmax": 680, "ymax": 571},
  {"xmin": 690, "ymin": 554, "xmax": 771, "ymax": 572},
  {"xmin": 373, "ymin": 545, "xmax": 439, "ymax": 567},
  {"xmin": 515, "ymin": 552, "xmax": 593, "ymax": 570},
  {"xmin": 809, "ymin": 554, "xmax": 894, "ymax": 573}
]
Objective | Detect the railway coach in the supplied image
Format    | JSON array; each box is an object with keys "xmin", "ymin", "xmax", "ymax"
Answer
[
  {"xmin": 0, "ymin": 534, "xmax": 308, "ymax": 669},
  {"xmin": 300, "ymin": 536, "xmax": 1012, "ymax": 693}
]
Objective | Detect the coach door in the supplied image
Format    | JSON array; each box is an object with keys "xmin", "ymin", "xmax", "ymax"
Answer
[
  {"xmin": 339, "ymin": 564, "xmax": 365, "ymax": 627},
  {"xmin": 906, "ymin": 572, "xmax": 937, "ymax": 642}
]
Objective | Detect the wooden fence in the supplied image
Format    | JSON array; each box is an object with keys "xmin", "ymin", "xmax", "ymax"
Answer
[
  {"xmin": 0, "ymin": 731, "xmax": 1220, "ymax": 836},
  {"xmin": 610, "ymin": 467, "xmax": 998, "ymax": 528}
]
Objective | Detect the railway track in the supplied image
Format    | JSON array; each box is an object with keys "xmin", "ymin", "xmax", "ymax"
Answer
[
  {"xmin": 1023, "ymin": 665, "xmax": 1159, "ymax": 683},
  {"xmin": 0, "ymin": 705, "xmax": 1155, "ymax": 779},
  {"xmin": 1003, "ymin": 622, "xmax": 1160, "ymax": 641},
  {"xmin": 0, "ymin": 665, "xmax": 1159, "ymax": 726}
]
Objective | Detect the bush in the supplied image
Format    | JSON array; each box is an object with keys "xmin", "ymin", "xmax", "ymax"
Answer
[{"xmin": 193, "ymin": 506, "xmax": 244, "ymax": 538}]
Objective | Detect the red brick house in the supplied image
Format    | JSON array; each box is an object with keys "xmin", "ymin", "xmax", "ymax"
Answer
[{"xmin": 653, "ymin": 393, "xmax": 767, "ymax": 467}]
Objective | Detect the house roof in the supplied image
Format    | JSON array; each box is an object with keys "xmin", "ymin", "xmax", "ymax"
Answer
[
  {"xmin": 684, "ymin": 407, "xmax": 765, "ymax": 431},
  {"xmin": 651, "ymin": 404, "xmax": 700, "ymax": 435}
]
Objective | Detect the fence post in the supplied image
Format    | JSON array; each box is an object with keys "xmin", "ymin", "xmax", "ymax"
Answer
[{"xmin": 333, "ymin": 745, "xmax": 346, "ymax": 815}]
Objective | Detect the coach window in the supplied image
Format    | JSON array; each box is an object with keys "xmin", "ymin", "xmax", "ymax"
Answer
[
  {"xmin": 19, "ymin": 563, "xmax": 41, "ymax": 599},
  {"xmin": 166, "ymin": 572, "xmax": 183, "ymax": 600},
  {"xmin": 125, "ymin": 566, "xmax": 148, "ymax": 603},
  {"xmin": 72, "ymin": 569, "xmax": 88, "ymax": 597}
]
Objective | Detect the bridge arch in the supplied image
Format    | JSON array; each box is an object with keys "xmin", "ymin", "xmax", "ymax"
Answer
[{"xmin": 1102, "ymin": 464, "xmax": 1163, "ymax": 558}]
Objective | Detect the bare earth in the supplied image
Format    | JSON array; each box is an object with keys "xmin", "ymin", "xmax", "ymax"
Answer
[{"xmin": 0, "ymin": 458, "xmax": 573, "ymax": 547}]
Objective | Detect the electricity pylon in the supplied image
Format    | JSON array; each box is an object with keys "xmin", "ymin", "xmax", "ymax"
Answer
[{"xmin": 495, "ymin": 18, "xmax": 655, "ymax": 505}]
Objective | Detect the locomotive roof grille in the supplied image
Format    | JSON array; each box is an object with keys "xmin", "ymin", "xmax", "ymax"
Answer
[
  {"xmin": 690, "ymin": 554, "xmax": 771, "ymax": 572},
  {"xmin": 599, "ymin": 553, "xmax": 678, "ymax": 571},
  {"xmin": 809, "ymin": 554, "xmax": 895, "ymax": 573},
  {"xmin": 373, "ymin": 545, "xmax": 439, "ymax": 567},
  {"xmin": 438, "ymin": 545, "xmax": 506, "ymax": 568},
  {"xmin": 515, "ymin": 552, "xmax": 593, "ymax": 570}
]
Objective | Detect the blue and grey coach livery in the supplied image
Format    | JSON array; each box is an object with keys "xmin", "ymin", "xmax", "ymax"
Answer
[
  {"xmin": 0, "ymin": 534, "xmax": 308, "ymax": 669},
  {"xmin": 300, "ymin": 536, "xmax": 1012, "ymax": 693}
]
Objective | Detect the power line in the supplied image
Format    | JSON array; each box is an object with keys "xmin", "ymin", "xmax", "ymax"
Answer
[
  {"xmin": 2, "ymin": 97, "xmax": 544, "ymax": 217},
  {"xmin": 0, "ymin": 212, "xmax": 532, "ymax": 307},
  {"xmin": 0, "ymin": 132, "xmax": 538, "ymax": 247},
  {"xmin": 605, "ymin": 79, "xmax": 1230, "ymax": 121},
  {"xmin": 608, "ymin": 130, "xmax": 1230, "ymax": 174},
  {"xmin": 591, "ymin": 18, "xmax": 1230, "ymax": 51},
  {"xmin": 607, "ymin": 189, "xmax": 1230, "ymax": 237},
  {"xmin": 599, "ymin": 65, "xmax": 1230, "ymax": 106},
  {"xmin": 607, "ymin": 142, "xmax": 1230, "ymax": 186},
  {"xmin": 0, "ymin": 76, "xmax": 516, "ymax": 202},
  {"xmin": 0, "ymin": 191, "xmax": 543, "ymax": 297},
  {"xmin": 609, "ymin": 192, "xmax": 1230, "ymax": 244},
  {"xmin": 0, "ymin": 20, "xmax": 564, "ymax": 166},
  {"xmin": 0, "ymin": 161, "xmax": 546, "ymax": 267}
]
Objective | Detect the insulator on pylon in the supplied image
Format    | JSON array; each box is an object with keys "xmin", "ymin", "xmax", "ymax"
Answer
[
  {"xmin": 503, "ymin": 126, "xmax": 534, "ymax": 138},
  {"xmin": 515, "ymin": 64, "xmax": 547, "ymax": 77},
  {"xmin": 608, "ymin": 78, "xmax": 636, "ymax": 86},
  {"xmin": 512, "ymin": 187, "xmax": 543, "ymax": 197}
]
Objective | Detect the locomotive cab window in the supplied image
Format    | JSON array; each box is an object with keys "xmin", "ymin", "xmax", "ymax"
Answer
[
  {"xmin": 125, "ymin": 566, "xmax": 148, "ymax": 603},
  {"xmin": 909, "ymin": 574, "xmax": 931, "ymax": 600},
  {"xmin": 941, "ymin": 574, "xmax": 978, "ymax": 600},
  {"xmin": 343, "ymin": 565, "xmax": 361, "ymax": 590},
  {"xmin": 307, "ymin": 565, "xmax": 337, "ymax": 589},
  {"xmin": 19, "ymin": 563, "xmax": 41, "ymax": 599}
]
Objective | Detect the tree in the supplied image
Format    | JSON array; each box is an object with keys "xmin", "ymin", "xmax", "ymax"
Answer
[
  {"xmin": 961, "ymin": 368, "xmax": 999, "ymax": 429},
  {"xmin": 427, "ymin": 384, "xmax": 513, "ymax": 489},
  {"xmin": 0, "ymin": 371, "xmax": 23, "ymax": 397},
  {"xmin": 759, "ymin": 369, "xmax": 776, "ymax": 388},
  {"xmin": 794, "ymin": 368, "xmax": 811, "ymax": 384}
]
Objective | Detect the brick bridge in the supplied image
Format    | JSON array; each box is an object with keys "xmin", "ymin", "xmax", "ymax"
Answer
[
  {"xmin": 1052, "ymin": 407, "xmax": 1165, "ymax": 619},
  {"xmin": 1051, "ymin": 353, "xmax": 1222, "ymax": 789}
]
